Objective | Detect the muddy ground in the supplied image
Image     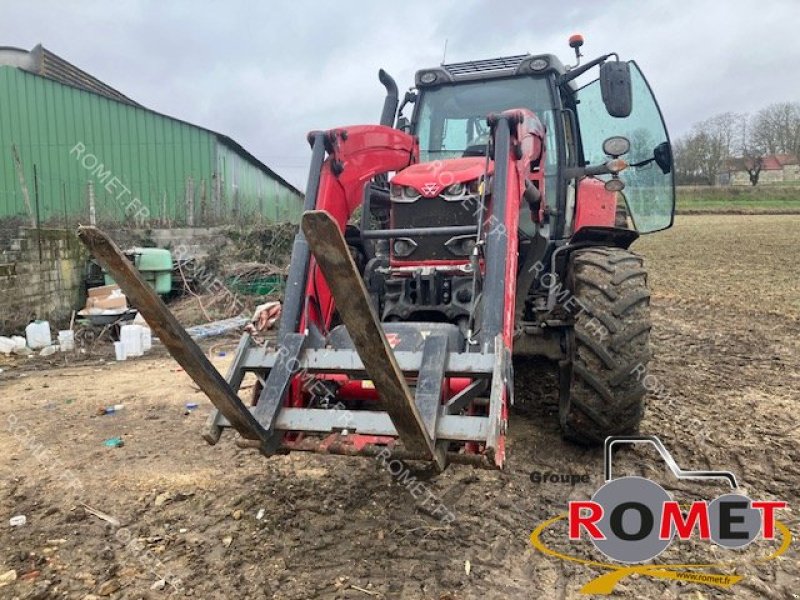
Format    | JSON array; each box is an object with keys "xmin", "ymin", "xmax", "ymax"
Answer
[{"xmin": 1, "ymin": 214, "xmax": 798, "ymax": 599}]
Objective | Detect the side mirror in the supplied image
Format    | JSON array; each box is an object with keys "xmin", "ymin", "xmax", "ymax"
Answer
[
  {"xmin": 599, "ymin": 61, "xmax": 632, "ymax": 118},
  {"xmin": 653, "ymin": 141, "xmax": 672, "ymax": 174}
]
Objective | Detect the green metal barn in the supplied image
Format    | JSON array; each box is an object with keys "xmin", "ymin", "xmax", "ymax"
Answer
[{"xmin": 0, "ymin": 44, "xmax": 304, "ymax": 227}]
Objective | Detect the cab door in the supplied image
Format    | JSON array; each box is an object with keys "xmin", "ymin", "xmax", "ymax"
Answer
[{"xmin": 576, "ymin": 62, "xmax": 675, "ymax": 233}]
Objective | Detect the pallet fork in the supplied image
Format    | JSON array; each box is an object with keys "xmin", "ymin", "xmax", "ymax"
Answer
[{"xmin": 77, "ymin": 117, "xmax": 531, "ymax": 470}]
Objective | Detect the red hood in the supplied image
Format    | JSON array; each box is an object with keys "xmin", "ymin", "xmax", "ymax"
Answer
[{"xmin": 391, "ymin": 157, "xmax": 493, "ymax": 198}]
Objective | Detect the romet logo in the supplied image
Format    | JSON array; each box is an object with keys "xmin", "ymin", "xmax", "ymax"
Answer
[{"xmin": 530, "ymin": 436, "xmax": 791, "ymax": 595}]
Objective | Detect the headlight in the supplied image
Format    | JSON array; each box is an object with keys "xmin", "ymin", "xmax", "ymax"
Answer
[
  {"xmin": 529, "ymin": 57, "xmax": 549, "ymax": 72},
  {"xmin": 419, "ymin": 71, "xmax": 438, "ymax": 84},
  {"xmin": 403, "ymin": 185, "xmax": 419, "ymax": 199},
  {"xmin": 443, "ymin": 183, "xmax": 465, "ymax": 198},
  {"xmin": 444, "ymin": 235, "xmax": 477, "ymax": 257},
  {"xmin": 467, "ymin": 177, "xmax": 487, "ymax": 196},
  {"xmin": 602, "ymin": 136, "xmax": 631, "ymax": 158},
  {"xmin": 392, "ymin": 238, "xmax": 417, "ymax": 257},
  {"xmin": 391, "ymin": 185, "xmax": 420, "ymax": 202}
]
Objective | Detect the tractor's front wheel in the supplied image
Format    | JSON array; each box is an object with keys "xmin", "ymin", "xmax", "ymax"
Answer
[{"xmin": 559, "ymin": 247, "xmax": 651, "ymax": 445}]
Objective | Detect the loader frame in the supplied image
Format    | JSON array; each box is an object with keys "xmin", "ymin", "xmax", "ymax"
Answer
[{"xmin": 80, "ymin": 111, "xmax": 537, "ymax": 470}]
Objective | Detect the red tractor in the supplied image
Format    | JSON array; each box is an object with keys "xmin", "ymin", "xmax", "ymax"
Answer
[{"xmin": 82, "ymin": 37, "xmax": 674, "ymax": 470}]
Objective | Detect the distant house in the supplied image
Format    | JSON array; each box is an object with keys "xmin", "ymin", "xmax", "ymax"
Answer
[{"xmin": 719, "ymin": 154, "xmax": 800, "ymax": 186}]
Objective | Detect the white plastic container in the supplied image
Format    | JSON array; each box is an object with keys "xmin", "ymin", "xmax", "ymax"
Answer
[
  {"xmin": 114, "ymin": 341, "xmax": 127, "ymax": 361},
  {"xmin": 0, "ymin": 337, "xmax": 13, "ymax": 355},
  {"xmin": 120, "ymin": 324, "xmax": 143, "ymax": 357},
  {"xmin": 140, "ymin": 326, "xmax": 152, "ymax": 352},
  {"xmin": 25, "ymin": 320, "xmax": 51, "ymax": 350},
  {"xmin": 10, "ymin": 336, "xmax": 26, "ymax": 351},
  {"xmin": 39, "ymin": 345, "xmax": 58, "ymax": 357},
  {"xmin": 58, "ymin": 330, "xmax": 75, "ymax": 351}
]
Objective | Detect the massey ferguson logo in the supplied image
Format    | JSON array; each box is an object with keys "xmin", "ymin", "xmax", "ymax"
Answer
[
  {"xmin": 531, "ymin": 436, "xmax": 791, "ymax": 595},
  {"xmin": 420, "ymin": 182, "xmax": 440, "ymax": 196}
]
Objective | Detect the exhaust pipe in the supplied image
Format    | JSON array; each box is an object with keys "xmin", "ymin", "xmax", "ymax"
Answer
[{"xmin": 378, "ymin": 69, "xmax": 398, "ymax": 127}]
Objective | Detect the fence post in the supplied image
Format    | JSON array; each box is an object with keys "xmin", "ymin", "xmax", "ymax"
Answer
[
  {"xmin": 33, "ymin": 164, "xmax": 42, "ymax": 262},
  {"xmin": 87, "ymin": 181, "xmax": 96, "ymax": 225},
  {"xmin": 185, "ymin": 176, "xmax": 195, "ymax": 227}
]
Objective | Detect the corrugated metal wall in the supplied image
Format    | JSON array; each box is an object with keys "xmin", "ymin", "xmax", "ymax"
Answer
[
  {"xmin": 0, "ymin": 65, "xmax": 302, "ymax": 226},
  {"xmin": 217, "ymin": 143, "xmax": 302, "ymax": 223}
]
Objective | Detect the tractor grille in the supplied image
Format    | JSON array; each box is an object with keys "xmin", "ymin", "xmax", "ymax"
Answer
[{"xmin": 391, "ymin": 196, "xmax": 476, "ymax": 261}]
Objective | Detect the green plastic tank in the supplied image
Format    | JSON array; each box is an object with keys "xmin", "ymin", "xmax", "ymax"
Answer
[{"xmin": 104, "ymin": 247, "xmax": 173, "ymax": 294}]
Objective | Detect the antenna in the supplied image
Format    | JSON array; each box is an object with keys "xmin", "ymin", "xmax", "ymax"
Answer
[{"xmin": 441, "ymin": 39, "xmax": 448, "ymax": 65}]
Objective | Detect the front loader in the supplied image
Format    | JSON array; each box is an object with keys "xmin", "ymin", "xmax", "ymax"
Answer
[{"xmin": 80, "ymin": 36, "xmax": 675, "ymax": 470}]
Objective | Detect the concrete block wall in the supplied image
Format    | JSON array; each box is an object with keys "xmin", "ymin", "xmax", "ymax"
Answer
[{"xmin": 0, "ymin": 228, "xmax": 88, "ymax": 333}]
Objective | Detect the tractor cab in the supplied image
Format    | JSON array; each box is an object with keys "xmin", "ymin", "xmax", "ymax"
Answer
[{"xmin": 390, "ymin": 48, "xmax": 675, "ymax": 242}]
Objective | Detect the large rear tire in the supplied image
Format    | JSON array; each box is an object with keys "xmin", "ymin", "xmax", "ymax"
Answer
[{"xmin": 559, "ymin": 246, "xmax": 651, "ymax": 445}]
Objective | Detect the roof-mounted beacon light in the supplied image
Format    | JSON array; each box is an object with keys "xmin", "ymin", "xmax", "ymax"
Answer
[{"xmin": 568, "ymin": 34, "xmax": 584, "ymax": 68}]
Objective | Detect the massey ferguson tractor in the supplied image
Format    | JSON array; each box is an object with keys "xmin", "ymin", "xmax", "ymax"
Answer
[{"xmin": 81, "ymin": 36, "xmax": 675, "ymax": 470}]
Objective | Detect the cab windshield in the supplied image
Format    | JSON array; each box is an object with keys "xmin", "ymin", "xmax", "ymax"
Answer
[{"xmin": 415, "ymin": 77, "xmax": 554, "ymax": 162}]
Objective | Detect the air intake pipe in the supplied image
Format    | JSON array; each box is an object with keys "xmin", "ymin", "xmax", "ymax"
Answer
[{"xmin": 378, "ymin": 69, "xmax": 399, "ymax": 127}]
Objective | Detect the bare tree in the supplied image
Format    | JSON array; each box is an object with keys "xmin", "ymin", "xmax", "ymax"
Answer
[
  {"xmin": 739, "ymin": 114, "xmax": 765, "ymax": 186},
  {"xmin": 751, "ymin": 102, "xmax": 800, "ymax": 157},
  {"xmin": 674, "ymin": 113, "xmax": 745, "ymax": 185}
]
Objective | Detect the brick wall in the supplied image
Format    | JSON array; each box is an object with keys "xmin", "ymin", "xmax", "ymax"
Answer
[{"xmin": 0, "ymin": 228, "xmax": 88, "ymax": 333}]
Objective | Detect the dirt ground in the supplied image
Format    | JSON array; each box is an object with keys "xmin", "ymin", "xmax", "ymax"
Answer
[{"xmin": 1, "ymin": 214, "xmax": 798, "ymax": 599}]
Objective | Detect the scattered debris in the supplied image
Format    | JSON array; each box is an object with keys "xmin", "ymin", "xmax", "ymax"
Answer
[
  {"xmin": 46, "ymin": 538, "xmax": 66, "ymax": 545},
  {"xmin": 81, "ymin": 504, "xmax": 121, "ymax": 527},
  {"xmin": 79, "ymin": 284, "xmax": 129, "ymax": 316},
  {"xmin": 102, "ymin": 437, "xmax": 124, "ymax": 448},
  {"xmin": 256, "ymin": 508, "xmax": 265, "ymax": 521},
  {"xmin": 39, "ymin": 344, "xmax": 58, "ymax": 356},
  {"xmin": 9, "ymin": 515, "xmax": 26, "ymax": 527},
  {"xmin": 184, "ymin": 316, "xmax": 249, "ymax": 340},
  {"xmin": 151, "ymin": 579, "xmax": 167, "ymax": 591},
  {"xmin": 244, "ymin": 301, "xmax": 281, "ymax": 335},
  {"xmin": 96, "ymin": 578, "xmax": 121, "ymax": 596},
  {"xmin": 465, "ymin": 559, "xmax": 471, "ymax": 576},
  {"xmin": 222, "ymin": 535, "xmax": 233, "ymax": 548},
  {"xmin": 232, "ymin": 509, "xmax": 243, "ymax": 520},
  {"xmin": 154, "ymin": 492, "xmax": 172, "ymax": 507},
  {"xmin": 98, "ymin": 404, "xmax": 125, "ymax": 415},
  {"xmin": 350, "ymin": 584, "xmax": 381, "ymax": 597},
  {"xmin": 0, "ymin": 569, "xmax": 17, "ymax": 587},
  {"xmin": 19, "ymin": 569, "xmax": 40, "ymax": 582},
  {"xmin": 185, "ymin": 402, "xmax": 198, "ymax": 411}
]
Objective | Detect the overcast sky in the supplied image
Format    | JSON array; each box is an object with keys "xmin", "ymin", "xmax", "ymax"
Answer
[{"xmin": 3, "ymin": 0, "xmax": 799, "ymax": 188}]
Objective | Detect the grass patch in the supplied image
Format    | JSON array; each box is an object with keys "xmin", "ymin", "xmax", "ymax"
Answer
[{"xmin": 677, "ymin": 185, "xmax": 800, "ymax": 213}]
